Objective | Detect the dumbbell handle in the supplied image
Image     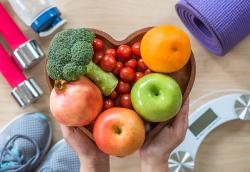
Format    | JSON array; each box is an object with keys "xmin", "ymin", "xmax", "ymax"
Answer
[
  {"xmin": 0, "ymin": 44, "xmax": 26, "ymax": 88},
  {"xmin": 0, "ymin": 3, "xmax": 27, "ymax": 50}
]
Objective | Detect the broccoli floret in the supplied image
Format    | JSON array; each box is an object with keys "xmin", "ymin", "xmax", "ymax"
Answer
[
  {"xmin": 63, "ymin": 62, "xmax": 87, "ymax": 81},
  {"xmin": 46, "ymin": 59, "xmax": 63, "ymax": 80},
  {"xmin": 77, "ymin": 65, "xmax": 87, "ymax": 75},
  {"xmin": 46, "ymin": 28, "xmax": 118, "ymax": 96},
  {"xmin": 75, "ymin": 28, "xmax": 95, "ymax": 43},
  {"xmin": 71, "ymin": 41, "xmax": 93, "ymax": 65},
  {"xmin": 48, "ymin": 48, "xmax": 71, "ymax": 63},
  {"xmin": 47, "ymin": 28, "xmax": 95, "ymax": 81}
]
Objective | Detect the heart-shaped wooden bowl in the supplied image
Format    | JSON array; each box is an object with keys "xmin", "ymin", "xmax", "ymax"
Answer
[{"xmin": 45, "ymin": 27, "xmax": 196, "ymax": 144}]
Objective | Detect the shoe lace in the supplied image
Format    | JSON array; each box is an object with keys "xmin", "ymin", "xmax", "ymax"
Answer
[{"xmin": 0, "ymin": 135, "xmax": 41, "ymax": 172}]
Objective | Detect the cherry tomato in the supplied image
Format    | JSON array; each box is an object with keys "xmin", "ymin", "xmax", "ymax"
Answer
[
  {"xmin": 132, "ymin": 42, "xmax": 141, "ymax": 57},
  {"xmin": 138, "ymin": 59, "xmax": 148, "ymax": 71},
  {"xmin": 114, "ymin": 98, "xmax": 120, "ymax": 107},
  {"xmin": 117, "ymin": 45, "xmax": 132, "ymax": 60},
  {"xmin": 117, "ymin": 81, "xmax": 131, "ymax": 94},
  {"xmin": 134, "ymin": 72, "xmax": 144, "ymax": 82},
  {"xmin": 93, "ymin": 38, "xmax": 104, "ymax": 52},
  {"xmin": 120, "ymin": 94, "xmax": 133, "ymax": 109},
  {"xmin": 100, "ymin": 54, "xmax": 116, "ymax": 72},
  {"xmin": 125, "ymin": 59, "xmax": 137, "ymax": 69},
  {"xmin": 103, "ymin": 99, "xmax": 114, "ymax": 110},
  {"xmin": 144, "ymin": 68, "xmax": 153, "ymax": 75},
  {"xmin": 112, "ymin": 62, "xmax": 124, "ymax": 76},
  {"xmin": 93, "ymin": 51, "xmax": 104, "ymax": 64},
  {"xmin": 105, "ymin": 48, "xmax": 116, "ymax": 57},
  {"xmin": 120, "ymin": 67, "xmax": 136, "ymax": 82},
  {"xmin": 109, "ymin": 90, "xmax": 119, "ymax": 99}
]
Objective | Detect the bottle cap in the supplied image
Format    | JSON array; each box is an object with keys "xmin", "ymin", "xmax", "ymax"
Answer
[
  {"xmin": 11, "ymin": 77, "xmax": 43, "ymax": 108},
  {"xmin": 31, "ymin": 6, "xmax": 67, "ymax": 37},
  {"xmin": 13, "ymin": 40, "xmax": 44, "ymax": 70}
]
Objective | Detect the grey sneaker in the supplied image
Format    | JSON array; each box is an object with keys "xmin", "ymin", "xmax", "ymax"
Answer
[
  {"xmin": 37, "ymin": 139, "xmax": 80, "ymax": 172},
  {"xmin": 0, "ymin": 112, "xmax": 52, "ymax": 172}
]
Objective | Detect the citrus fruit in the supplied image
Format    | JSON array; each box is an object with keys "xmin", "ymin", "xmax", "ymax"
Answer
[{"xmin": 140, "ymin": 25, "xmax": 191, "ymax": 73}]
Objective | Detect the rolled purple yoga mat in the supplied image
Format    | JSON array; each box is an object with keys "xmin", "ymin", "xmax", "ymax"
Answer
[{"xmin": 176, "ymin": 0, "xmax": 250, "ymax": 56}]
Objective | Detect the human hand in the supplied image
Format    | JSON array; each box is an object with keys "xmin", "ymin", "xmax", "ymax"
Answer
[
  {"xmin": 60, "ymin": 125, "xmax": 110, "ymax": 172},
  {"xmin": 140, "ymin": 99, "xmax": 189, "ymax": 172}
]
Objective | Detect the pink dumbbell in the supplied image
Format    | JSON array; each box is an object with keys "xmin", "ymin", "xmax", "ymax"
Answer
[
  {"xmin": 0, "ymin": 3, "xmax": 44, "ymax": 70},
  {"xmin": 0, "ymin": 44, "xmax": 43, "ymax": 107}
]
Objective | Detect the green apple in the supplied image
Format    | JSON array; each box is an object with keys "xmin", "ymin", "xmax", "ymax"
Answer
[{"xmin": 131, "ymin": 73, "xmax": 182, "ymax": 122}]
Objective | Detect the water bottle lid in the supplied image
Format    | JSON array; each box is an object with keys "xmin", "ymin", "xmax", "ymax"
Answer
[{"xmin": 31, "ymin": 7, "xmax": 65, "ymax": 36}]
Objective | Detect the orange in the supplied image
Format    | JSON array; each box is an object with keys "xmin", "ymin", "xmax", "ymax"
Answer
[{"xmin": 140, "ymin": 25, "xmax": 191, "ymax": 73}]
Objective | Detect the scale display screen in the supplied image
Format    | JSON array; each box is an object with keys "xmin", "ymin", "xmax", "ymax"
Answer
[{"xmin": 189, "ymin": 108, "xmax": 218, "ymax": 136}]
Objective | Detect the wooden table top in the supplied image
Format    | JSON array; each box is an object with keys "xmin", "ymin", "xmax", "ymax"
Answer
[{"xmin": 0, "ymin": 0, "xmax": 250, "ymax": 171}]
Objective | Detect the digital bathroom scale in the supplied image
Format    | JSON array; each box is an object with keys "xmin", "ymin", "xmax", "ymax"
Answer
[{"xmin": 168, "ymin": 93, "xmax": 250, "ymax": 172}]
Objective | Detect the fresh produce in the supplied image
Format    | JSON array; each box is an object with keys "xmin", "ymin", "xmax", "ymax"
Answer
[
  {"xmin": 100, "ymin": 54, "xmax": 117, "ymax": 72},
  {"xmin": 46, "ymin": 28, "xmax": 118, "ymax": 96},
  {"xmin": 47, "ymin": 28, "xmax": 93, "ymax": 81},
  {"xmin": 120, "ymin": 94, "xmax": 133, "ymax": 109},
  {"xmin": 47, "ymin": 27, "xmax": 192, "ymax": 157},
  {"xmin": 93, "ymin": 108, "xmax": 145, "ymax": 156},
  {"xmin": 125, "ymin": 59, "xmax": 137, "ymax": 69},
  {"xmin": 86, "ymin": 62, "xmax": 118, "ymax": 96},
  {"xmin": 144, "ymin": 68, "xmax": 152, "ymax": 75},
  {"xmin": 90, "ymin": 41, "xmax": 154, "ymax": 111},
  {"xmin": 131, "ymin": 73, "xmax": 182, "ymax": 122},
  {"xmin": 105, "ymin": 48, "xmax": 116, "ymax": 57},
  {"xmin": 93, "ymin": 51, "xmax": 104, "ymax": 64},
  {"xmin": 117, "ymin": 45, "xmax": 132, "ymax": 60},
  {"xmin": 140, "ymin": 25, "xmax": 191, "ymax": 73},
  {"xmin": 50, "ymin": 77, "xmax": 103, "ymax": 126},
  {"xmin": 134, "ymin": 72, "xmax": 144, "ymax": 81},
  {"xmin": 109, "ymin": 90, "xmax": 119, "ymax": 99},
  {"xmin": 103, "ymin": 99, "xmax": 114, "ymax": 110},
  {"xmin": 132, "ymin": 42, "xmax": 141, "ymax": 57},
  {"xmin": 137, "ymin": 59, "xmax": 148, "ymax": 71},
  {"xmin": 112, "ymin": 62, "xmax": 124, "ymax": 76},
  {"xmin": 93, "ymin": 38, "xmax": 104, "ymax": 52},
  {"xmin": 116, "ymin": 81, "xmax": 131, "ymax": 94},
  {"xmin": 120, "ymin": 67, "xmax": 136, "ymax": 82}
]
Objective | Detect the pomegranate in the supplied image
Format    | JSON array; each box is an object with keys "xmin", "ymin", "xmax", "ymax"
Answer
[{"xmin": 50, "ymin": 76, "xmax": 103, "ymax": 126}]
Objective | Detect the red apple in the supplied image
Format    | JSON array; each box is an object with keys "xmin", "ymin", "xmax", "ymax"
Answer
[
  {"xmin": 93, "ymin": 107, "xmax": 145, "ymax": 156},
  {"xmin": 50, "ymin": 77, "xmax": 103, "ymax": 126}
]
